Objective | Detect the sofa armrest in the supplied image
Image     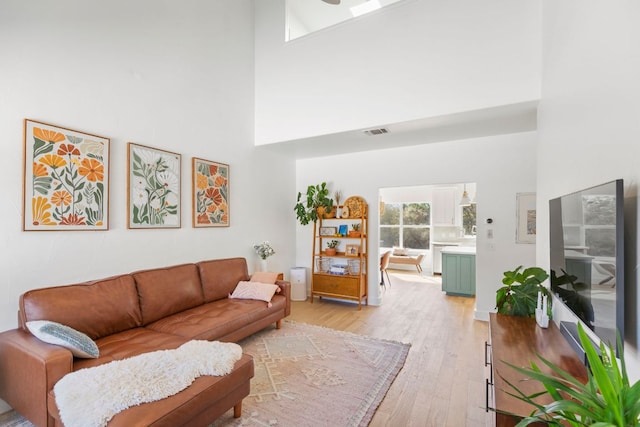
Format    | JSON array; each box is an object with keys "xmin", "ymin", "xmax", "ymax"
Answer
[
  {"xmin": 0, "ymin": 329, "xmax": 73, "ymax": 427},
  {"xmin": 275, "ymin": 280, "xmax": 291, "ymax": 317}
]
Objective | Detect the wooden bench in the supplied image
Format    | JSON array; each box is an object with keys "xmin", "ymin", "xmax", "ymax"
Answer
[{"xmin": 388, "ymin": 254, "xmax": 425, "ymax": 273}]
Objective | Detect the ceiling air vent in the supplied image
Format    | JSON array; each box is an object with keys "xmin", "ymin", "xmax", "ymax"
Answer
[{"xmin": 363, "ymin": 128, "xmax": 389, "ymax": 136}]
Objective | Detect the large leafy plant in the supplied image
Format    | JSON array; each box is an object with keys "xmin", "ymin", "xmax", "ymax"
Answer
[
  {"xmin": 294, "ymin": 182, "xmax": 333, "ymax": 226},
  {"xmin": 496, "ymin": 266, "xmax": 550, "ymax": 317},
  {"xmin": 502, "ymin": 323, "xmax": 640, "ymax": 426}
]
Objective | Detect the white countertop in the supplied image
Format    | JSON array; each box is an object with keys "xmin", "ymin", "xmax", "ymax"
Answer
[
  {"xmin": 432, "ymin": 241, "xmax": 460, "ymax": 246},
  {"xmin": 441, "ymin": 246, "xmax": 476, "ymax": 255}
]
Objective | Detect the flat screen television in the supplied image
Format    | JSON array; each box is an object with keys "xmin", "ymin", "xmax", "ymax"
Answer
[{"xmin": 549, "ymin": 179, "xmax": 624, "ymax": 352}]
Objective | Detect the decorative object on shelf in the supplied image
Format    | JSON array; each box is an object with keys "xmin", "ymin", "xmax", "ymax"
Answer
[
  {"xmin": 23, "ymin": 119, "xmax": 110, "ymax": 231},
  {"xmin": 343, "ymin": 195, "xmax": 366, "ymax": 218},
  {"xmin": 192, "ymin": 157, "xmax": 229, "ymax": 227},
  {"xmin": 329, "ymin": 264, "xmax": 347, "ymax": 275},
  {"xmin": 535, "ymin": 291, "xmax": 550, "ymax": 328},
  {"xmin": 325, "ymin": 239, "xmax": 339, "ymax": 256},
  {"xmin": 347, "ymin": 259, "xmax": 361, "ymax": 275},
  {"xmin": 502, "ymin": 323, "xmax": 639, "ymax": 426},
  {"xmin": 495, "ymin": 266, "xmax": 549, "ymax": 317},
  {"xmin": 128, "ymin": 143, "xmax": 181, "ymax": 229},
  {"xmin": 334, "ymin": 190, "xmax": 342, "ymax": 218},
  {"xmin": 316, "ymin": 257, "xmax": 332, "ymax": 272},
  {"xmin": 516, "ymin": 192, "xmax": 536, "ymax": 244},
  {"xmin": 324, "ymin": 206, "xmax": 337, "ymax": 218},
  {"xmin": 294, "ymin": 182, "xmax": 333, "ymax": 225},
  {"xmin": 338, "ymin": 224, "xmax": 348, "ymax": 236},
  {"xmin": 348, "ymin": 223, "xmax": 361, "ymax": 237},
  {"xmin": 345, "ymin": 244, "xmax": 359, "ymax": 257},
  {"xmin": 319, "ymin": 226, "xmax": 337, "ymax": 236},
  {"xmin": 340, "ymin": 206, "xmax": 350, "ymax": 218}
]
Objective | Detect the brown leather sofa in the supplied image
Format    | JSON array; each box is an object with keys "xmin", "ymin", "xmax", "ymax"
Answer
[{"xmin": 0, "ymin": 257, "xmax": 291, "ymax": 427}]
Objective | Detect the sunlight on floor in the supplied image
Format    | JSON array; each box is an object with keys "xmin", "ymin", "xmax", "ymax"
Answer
[{"xmin": 385, "ymin": 269, "xmax": 442, "ymax": 286}]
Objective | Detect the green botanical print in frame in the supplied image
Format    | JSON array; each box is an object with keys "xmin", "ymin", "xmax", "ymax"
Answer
[
  {"xmin": 22, "ymin": 119, "xmax": 110, "ymax": 231},
  {"xmin": 128, "ymin": 143, "xmax": 181, "ymax": 229}
]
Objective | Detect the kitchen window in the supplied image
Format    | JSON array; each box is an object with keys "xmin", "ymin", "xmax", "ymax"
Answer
[{"xmin": 380, "ymin": 202, "xmax": 431, "ymax": 249}]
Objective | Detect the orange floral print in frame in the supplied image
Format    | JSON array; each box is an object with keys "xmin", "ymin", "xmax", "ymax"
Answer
[
  {"xmin": 191, "ymin": 157, "xmax": 229, "ymax": 227},
  {"xmin": 22, "ymin": 119, "xmax": 110, "ymax": 231}
]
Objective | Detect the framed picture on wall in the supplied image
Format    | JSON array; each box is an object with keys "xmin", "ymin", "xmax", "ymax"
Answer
[
  {"xmin": 22, "ymin": 119, "xmax": 110, "ymax": 231},
  {"xmin": 128, "ymin": 143, "xmax": 181, "ymax": 229},
  {"xmin": 192, "ymin": 157, "xmax": 229, "ymax": 227},
  {"xmin": 516, "ymin": 192, "xmax": 536, "ymax": 244}
]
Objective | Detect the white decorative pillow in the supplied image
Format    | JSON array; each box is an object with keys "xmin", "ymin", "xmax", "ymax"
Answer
[
  {"xmin": 26, "ymin": 320, "xmax": 99, "ymax": 358},
  {"xmin": 230, "ymin": 281, "xmax": 280, "ymax": 304}
]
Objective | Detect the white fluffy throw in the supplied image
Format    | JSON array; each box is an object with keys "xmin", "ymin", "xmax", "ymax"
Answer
[{"xmin": 53, "ymin": 340, "xmax": 242, "ymax": 427}]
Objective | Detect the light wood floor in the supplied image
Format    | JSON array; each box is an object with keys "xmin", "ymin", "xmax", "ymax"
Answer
[{"xmin": 288, "ymin": 269, "xmax": 490, "ymax": 427}]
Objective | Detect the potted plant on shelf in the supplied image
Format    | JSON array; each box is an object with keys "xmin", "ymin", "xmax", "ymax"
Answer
[
  {"xmin": 294, "ymin": 182, "xmax": 334, "ymax": 226},
  {"xmin": 325, "ymin": 240, "xmax": 339, "ymax": 256},
  {"xmin": 496, "ymin": 266, "xmax": 550, "ymax": 317},
  {"xmin": 348, "ymin": 223, "xmax": 361, "ymax": 238},
  {"xmin": 501, "ymin": 323, "xmax": 640, "ymax": 426}
]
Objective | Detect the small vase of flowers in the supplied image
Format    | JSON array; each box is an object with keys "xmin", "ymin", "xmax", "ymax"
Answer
[{"xmin": 253, "ymin": 241, "xmax": 275, "ymax": 272}]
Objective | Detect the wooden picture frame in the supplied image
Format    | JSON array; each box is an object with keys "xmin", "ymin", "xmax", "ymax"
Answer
[
  {"xmin": 345, "ymin": 244, "xmax": 360, "ymax": 257},
  {"xmin": 192, "ymin": 157, "xmax": 229, "ymax": 227},
  {"xmin": 516, "ymin": 192, "xmax": 536, "ymax": 244},
  {"xmin": 127, "ymin": 143, "xmax": 181, "ymax": 229},
  {"xmin": 22, "ymin": 119, "xmax": 110, "ymax": 231},
  {"xmin": 319, "ymin": 226, "xmax": 337, "ymax": 236}
]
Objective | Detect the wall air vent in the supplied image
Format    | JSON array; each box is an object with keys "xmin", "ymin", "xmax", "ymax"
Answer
[{"xmin": 363, "ymin": 128, "xmax": 389, "ymax": 136}]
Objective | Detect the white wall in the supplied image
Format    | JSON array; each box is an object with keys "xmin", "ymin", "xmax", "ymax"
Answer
[
  {"xmin": 296, "ymin": 132, "xmax": 537, "ymax": 316},
  {"xmin": 254, "ymin": 0, "xmax": 541, "ymax": 145},
  {"xmin": 0, "ymin": 1, "xmax": 295, "ymax": 333},
  {"xmin": 538, "ymin": 1, "xmax": 640, "ymax": 376}
]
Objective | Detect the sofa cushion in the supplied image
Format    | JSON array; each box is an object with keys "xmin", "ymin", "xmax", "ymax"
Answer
[
  {"xmin": 197, "ymin": 258, "xmax": 249, "ymax": 303},
  {"xmin": 133, "ymin": 263, "xmax": 204, "ymax": 325},
  {"xmin": 146, "ymin": 299, "xmax": 269, "ymax": 341},
  {"xmin": 74, "ymin": 328, "xmax": 189, "ymax": 371},
  {"xmin": 20, "ymin": 274, "xmax": 142, "ymax": 340},
  {"xmin": 26, "ymin": 320, "xmax": 99, "ymax": 358}
]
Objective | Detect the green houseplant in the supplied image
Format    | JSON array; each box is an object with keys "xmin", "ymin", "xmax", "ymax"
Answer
[
  {"xmin": 325, "ymin": 239, "xmax": 339, "ymax": 255},
  {"xmin": 496, "ymin": 266, "xmax": 550, "ymax": 317},
  {"xmin": 502, "ymin": 323, "xmax": 640, "ymax": 426},
  {"xmin": 294, "ymin": 182, "xmax": 334, "ymax": 226}
]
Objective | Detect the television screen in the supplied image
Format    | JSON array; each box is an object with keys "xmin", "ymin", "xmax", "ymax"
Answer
[{"xmin": 549, "ymin": 179, "xmax": 624, "ymax": 350}]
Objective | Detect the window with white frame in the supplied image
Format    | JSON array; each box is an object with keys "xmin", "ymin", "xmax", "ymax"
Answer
[{"xmin": 380, "ymin": 202, "xmax": 430, "ymax": 249}]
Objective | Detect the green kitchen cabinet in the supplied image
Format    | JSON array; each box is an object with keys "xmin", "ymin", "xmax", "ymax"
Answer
[{"xmin": 442, "ymin": 253, "xmax": 476, "ymax": 296}]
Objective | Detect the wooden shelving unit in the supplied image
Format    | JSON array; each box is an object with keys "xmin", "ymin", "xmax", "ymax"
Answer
[{"xmin": 311, "ymin": 201, "xmax": 368, "ymax": 309}]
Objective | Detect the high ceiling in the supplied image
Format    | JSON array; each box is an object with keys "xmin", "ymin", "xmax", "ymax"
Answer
[{"xmin": 286, "ymin": 0, "xmax": 405, "ymax": 41}]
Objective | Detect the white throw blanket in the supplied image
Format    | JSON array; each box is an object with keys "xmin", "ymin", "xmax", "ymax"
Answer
[{"xmin": 53, "ymin": 340, "xmax": 242, "ymax": 427}]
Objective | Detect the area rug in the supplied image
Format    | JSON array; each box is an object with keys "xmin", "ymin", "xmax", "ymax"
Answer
[{"xmin": 0, "ymin": 321, "xmax": 410, "ymax": 427}]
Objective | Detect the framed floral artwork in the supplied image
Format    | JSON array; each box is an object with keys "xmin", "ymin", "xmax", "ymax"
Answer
[
  {"xmin": 128, "ymin": 143, "xmax": 181, "ymax": 229},
  {"xmin": 22, "ymin": 119, "xmax": 110, "ymax": 231},
  {"xmin": 192, "ymin": 157, "xmax": 229, "ymax": 227}
]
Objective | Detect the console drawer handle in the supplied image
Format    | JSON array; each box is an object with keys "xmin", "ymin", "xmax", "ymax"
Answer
[
  {"xmin": 484, "ymin": 341, "xmax": 491, "ymax": 367},
  {"xmin": 485, "ymin": 378, "xmax": 495, "ymax": 413}
]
